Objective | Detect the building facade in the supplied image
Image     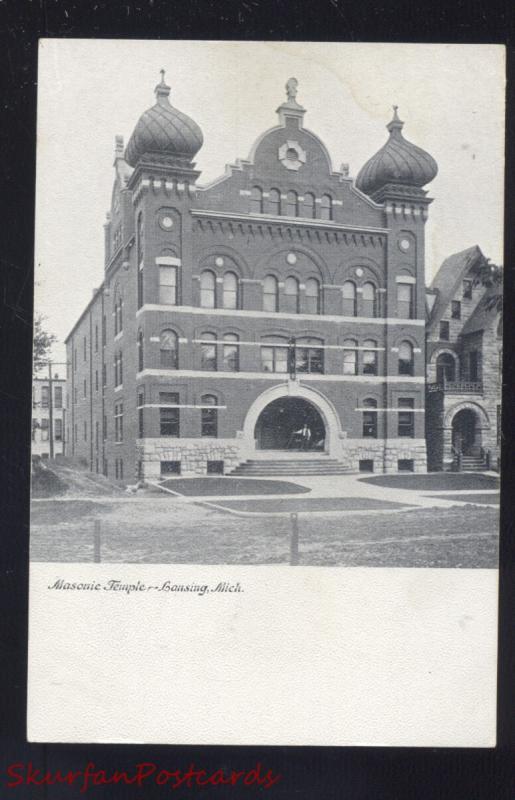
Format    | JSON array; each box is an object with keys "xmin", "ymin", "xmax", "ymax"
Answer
[
  {"xmin": 65, "ymin": 74, "xmax": 441, "ymax": 480},
  {"xmin": 425, "ymin": 246, "xmax": 502, "ymax": 471},
  {"xmin": 32, "ymin": 372, "xmax": 66, "ymax": 458}
]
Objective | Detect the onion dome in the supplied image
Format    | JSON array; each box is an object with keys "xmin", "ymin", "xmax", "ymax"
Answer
[
  {"xmin": 125, "ymin": 70, "xmax": 203, "ymax": 168},
  {"xmin": 356, "ymin": 107, "xmax": 437, "ymax": 198}
]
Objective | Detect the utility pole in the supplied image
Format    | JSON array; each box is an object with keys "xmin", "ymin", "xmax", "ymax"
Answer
[{"xmin": 48, "ymin": 360, "xmax": 54, "ymax": 459}]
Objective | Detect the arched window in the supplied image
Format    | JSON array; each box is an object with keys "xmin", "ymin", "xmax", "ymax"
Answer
[
  {"xmin": 397, "ymin": 282, "xmax": 415, "ymax": 319},
  {"xmin": 223, "ymin": 271, "xmax": 238, "ymax": 310},
  {"xmin": 343, "ymin": 339, "xmax": 358, "ymax": 375},
  {"xmin": 137, "ymin": 213, "xmax": 144, "ymax": 309},
  {"xmin": 398, "ymin": 341, "xmax": 414, "ymax": 376},
  {"xmin": 303, "ymin": 192, "xmax": 316, "ymax": 218},
  {"xmin": 114, "ymin": 351, "xmax": 123, "ymax": 386},
  {"xmin": 200, "ymin": 332, "xmax": 217, "ymax": 371},
  {"xmin": 320, "ymin": 194, "xmax": 332, "ymax": 220},
  {"xmin": 114, "ymin": 293, "xmax": 123, "ymax": 335},
  {"xmin": 223, "ymin": 333, "xmax": 239, "ymax": 371},
  {"xmin": 342, "ymin": 281, "xmax": 357, "ymax": 316},
  {"xmin": 201, "ymin": 394, "xmax": 218, "ymax": 437},
  {"xmin": 362, "ymin": 398, "xmax": 378, "ymax": 438},
  {"xmin": 263, "ymin": 275, "xmax": 279, "ymax": 312},
  {"xmin": 268, "ymin": 188, "xmax": 281, "ymax": 215},
  {"xmin": 363, "ymin": 339, "xmax": 378, "ymax": 375},
  {"xmin": 284, "ymin": 276, "xmax": 300, "ymax": 313},
  {"xmin": 362, "ymin": 282, "xmax": 377, "ymax": 317},
  {"xmin": 137, "ymin": 330, "xmax": 144, "ymax": 372},
  {"xmin": 250, "ymin": 186, "xmax": 263, "ymax": 214},
  {"xmin": 160, "ymin": 330, "xmax": 178, "ymax": 369},
  {"xmin": 286, "ymin": 191, "xmax": 298, "ymax": 217},
  {"xmin": 305, "ymin": 278, "xmax": 320, "ymax": 314},
  {"xmin": 296, "ymin": 337, "xmax": 324, "ymax": 374},
  {"xmin": 200, "ymin": 270, "xmax": 216, "ymax": 308},
  {"xmin": 436, "ymin": 352, "xmax": 456, "ymax": 384}
]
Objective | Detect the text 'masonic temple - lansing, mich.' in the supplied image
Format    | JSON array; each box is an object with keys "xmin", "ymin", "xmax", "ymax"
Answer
[{"xmin": 65, "ymin": 73, "xmax": 501, "ymax": 481}]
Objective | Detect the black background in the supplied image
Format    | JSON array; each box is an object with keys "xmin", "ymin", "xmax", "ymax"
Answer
[{"xmin": 1, "ymin": 1, "xmax": 514, "ymax": 797}]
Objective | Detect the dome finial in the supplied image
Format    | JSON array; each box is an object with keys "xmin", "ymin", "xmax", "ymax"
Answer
[
  {"xmin": 387, "ymin": 105, "xmax": 404, "ymax": 134},
  {"xmin": 155, "ymin": 69, "xmax": 171, "ymax": 105},
  {"xmin": 286, "ymin": 77, "xmax": 298, "ymax": 103}
]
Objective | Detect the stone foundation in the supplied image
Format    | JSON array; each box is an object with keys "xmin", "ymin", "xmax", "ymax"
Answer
[{"xmin": 137, "ymin": 438, "xmax": 243, "ymax": 479}]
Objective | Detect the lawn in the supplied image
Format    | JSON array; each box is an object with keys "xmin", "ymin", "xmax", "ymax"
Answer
[
  {"xmin": 212, "ymin": 497, "xmax": 410, "ymax": 513},
  {"xmin": 159, "ymin": 477, "xmax": 310, "ymax": 495},
  {"xmin": 360, "ymin": 473, "xmax": 500, "ymax": 491},
  {"xmin": 429, "ymin": 493, "xmax": 499, "ymax": 505},
  {"xmin": 30, "ymin": 495, "xmax": 499, "ymax": 568}
]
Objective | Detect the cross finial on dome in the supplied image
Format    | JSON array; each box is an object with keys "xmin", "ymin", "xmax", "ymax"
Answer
[{"xmin": 160, "ymin": 68, "xmax": 166, "ymax": 84}]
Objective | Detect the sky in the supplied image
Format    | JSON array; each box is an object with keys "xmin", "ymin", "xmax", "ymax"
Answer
[{"xmin": 35, "ymin": 40, "xmax": 505, "ymax": 364}]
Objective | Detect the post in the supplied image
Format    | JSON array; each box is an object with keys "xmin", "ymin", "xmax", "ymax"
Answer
[
  {"xmin": 47, "ymin": 361, "xmax": 54, "ymax": 460},
  {"xmin": 290, "ymin": 512, "xmax": 299, "ymax": 566},
  {"xmin": 93, "ymin": 519, "xmax": 101, "ymax": 563}
]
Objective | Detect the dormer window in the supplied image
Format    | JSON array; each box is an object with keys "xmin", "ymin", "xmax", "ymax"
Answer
[{"xmin": 463, "ymin": 279, "xmax": 473, "ymax": 299}]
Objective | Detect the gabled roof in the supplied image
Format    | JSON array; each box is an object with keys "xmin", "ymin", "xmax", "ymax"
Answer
[
  {"xmin": 460, "ymin": 286, "xmax": 500, "ymax": 336},
  {"xmin": 427, "ymin": 245, "xmax": 486, "ymax": 330}
]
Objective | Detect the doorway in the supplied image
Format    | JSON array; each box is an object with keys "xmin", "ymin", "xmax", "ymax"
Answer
[{"xmin": 254, "ymin": 397, "xmax": 326, "ymax": 451}]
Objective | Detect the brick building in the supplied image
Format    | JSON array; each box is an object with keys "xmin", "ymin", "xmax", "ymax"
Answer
[
  {"xmin": 425, "ymin": 246, "xmax": 502, "ymax": 471},
  {"xmin": 65, "ymin": 73, "xmax": 440, "ymax": 480},
  {"xmin": 32, "ymin": 372, "xmax": 66, "ymax": 458}
]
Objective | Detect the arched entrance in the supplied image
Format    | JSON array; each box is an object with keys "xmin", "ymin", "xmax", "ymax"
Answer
[
  {"xmin": 452, "ymin": 408, "xmax": 480, "ymax": 455},
  {"xmin": 436, "ymin": 352, "xmax": 456, "ymax": 383},
  {"xmin": 254, "ymin": 397, "xmax": 326, "ymax": 451}
]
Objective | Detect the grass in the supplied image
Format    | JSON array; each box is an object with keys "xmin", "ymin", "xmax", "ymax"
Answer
[
  {"xmin": 429, "ymin": 493, "xmax": 499, "ymax": 505},
  {"xmin": 30, "ymin": 495, "xmax": 498, "ymax": 568},
  {"xmin": 159, "ymin": 477, "xmax": 310, "ymax": 495},
  {"xmin": 211, "ymin": 497, "xmax": 410, "ymax": 513},
  {"xmin": 360, "ymin": 473, "xmax": 500, "ymax": 491}
]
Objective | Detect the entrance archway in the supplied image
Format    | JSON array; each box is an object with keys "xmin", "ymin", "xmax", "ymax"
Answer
[
  {"xmin": 254, "ymin": 397, "xmax": 326, "ymax": 451},
  {"xmin": 452, "ymin": 409, "xmax": 480, "ymax": 455}
]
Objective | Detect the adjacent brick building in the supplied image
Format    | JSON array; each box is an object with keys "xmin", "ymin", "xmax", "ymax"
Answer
[
  {"xmin": 32, "ymin": 372, "xmax": 66, "ymax": 458},
  {"xmin": 66, "ymin": 73, "xmax": 443, "ymax": 480},
  {"xmin": 425, "ymin": 246, "xmax": 502, "ymax": 471}
]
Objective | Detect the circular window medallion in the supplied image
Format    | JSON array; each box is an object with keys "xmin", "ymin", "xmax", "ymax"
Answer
[
  {"xmin": 355, "ymin": 267, "xmax": 364, "ymax": 277},
  {"xmin": 215, "ymin": 257, "xmax": 224, "ymax": 267},
  {"xmin": 286, "ymin": 252, "xmax": 297, "ymax": 265},
  {"xmin": 159, "ymin": 215, "xmax": 174, "ymax": 230},
  {"xmin": 399, "ymin": 238, "xmax": 411, "ymax": 252}
]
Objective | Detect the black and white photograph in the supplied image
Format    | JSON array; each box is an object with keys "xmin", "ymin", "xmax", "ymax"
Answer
[
  {"xmin": 31, "ymin": 40, "xmax": 503, "ymax": 569},
  {"xmin": 26, "ymin": 39, "xmax": 504, "ymax": 748}
]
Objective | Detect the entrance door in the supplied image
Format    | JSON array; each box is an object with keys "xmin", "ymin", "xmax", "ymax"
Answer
[
  {"xmin": 254, "ymin": 397, "xmax": 326, "ymax": 451},
  {"xmin": 452, "ymin": 409, "xmax": 478, "ymax": 456}
]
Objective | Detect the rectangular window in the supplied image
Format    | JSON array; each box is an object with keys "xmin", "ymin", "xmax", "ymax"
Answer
[
  {"xmin": 161, "ymin": 460, "xmax": 181, "ymax": 475},
  {"xmin": 463, "ymin": 279, "xmax": 473, "ymax": 299},
  {"xmin": 102, "ymin": 363, "xmax": 107, "ymax": 388},
  {"xmin": 439, "ymin": 321, "xmax": 450, "ymax": 341},
  {"xmin": 207, "ymin": 460, "xmax": 224, "ymax": 475},
  {"xmin": 54, "ymin": 386, "xmax": 63, "ymax": 408},
  {"xmin": 201, "ymin": 407, "xmax": 218, "ymax": 437},
  {"xmin": 95, "ymin": 324, "xmax": 98, "ymax": 352},
  {"xmin": 397, "ymin": 283, "xmax": 414, "ymax": 319},
  {"xmin": 398, "ymin": 459, "xmax": 414, "ymax": 472},
  {"xmin": 103, "ymin": 458, "xmax": 108, "ymax": 477},
  {"xmin": 362, "ymin": 349, "xmax": 378, "ymax": 375},
  {"xmin": 95, "ymin": 458, "xmax": 99, "ymax": 474},
  {"xmin": 103, "ymin": 415, "xmax": 107, "ymax": 441},
  {"xmin": 114, "ymin": 402, "xmax": 123, "ymax": 443},
  {"xmin": 95, "ymin": 370, "xmax": 98, "ymax": 391},
  {"xmin": 451, "ymin": 300, "xmax": 461, "ymax": 319},
  {"xmin": 261, "ymin": 345, "xmax": 288, "ymax": 373},
  {"xmin": 398, "ymin": 398, "xmax": 415, "ymax": 437},
  {"xmin": 469, "ymin": 351, "xmax": 479, "ymax": 382},
  {"xmin": 223, "ymin": 336, "xmax": 239, "ymax": 371},
  {"xmin": 497, "ymin": 404, "xmax": 501, "ymax": 446},
  {"xmin": 41, "ymin": 418, "xmax": 49, "ymax": 441},
  {"xmin": 83, "ymin": 420, "xmax": 87, "ymax": 441},
  {"xmin": 54, "ymin": 419, "xmax": 63, "ymax": 441},
  {"xmin": 160, "ymin": 407, "xmax": 180, "ymax": 437},
  {"xmin": 95, "ymin": 420, "xmax": 99, "ymax": 450},
  {"xmin": 41, "ymin": 386, "xmax": 49, "ymax": 408},
  {"xmin": 201, "ymin": 337, "xmax": 217, "ymax": 371},
  {"xmin": 343, "ymin": 348, "xmax": 357, "ymax": 375},
  {"xmin": 102, "ymin": 315, "xmax": 106, "ymax": 346},
  {"xmin": 359, "ymin": 459, "xmax": 374, "ymax": 472},
  {"xmin": 83, "ymin": 378, "xmax": 87, "ymax": 397},
  {"xmin": 362, "ymin": 410, "xmax": 378, "ymax": 438},
  {"xmin": 31, "ymin": 419, "xmax": 36, "ymax": 441},
  {"xmin": 159, "ymin": 265, "xmax": 178, "ymax": 305},
  {"xmin": 295, "ymin": 344, "xmax": 324, "ymax": 374},
  {"xmin": 83, "ymin": 336, "xmax": 87, "ymax": 361},
  {"xmin": 73, "ymin": 387, "xmax": 77, "ymax": 405}
]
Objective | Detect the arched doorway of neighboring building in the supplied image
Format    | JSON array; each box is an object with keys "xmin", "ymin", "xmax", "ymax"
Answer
[
  {"xmin": 436, "ymin": 352, "xmax": 456, "ymax": 384},
  {"xmin": 254, "ymin": 397, "xmax": 326, "ymax": 451},
  {"xmin": 452, "ymin": 409, "xmax": 480, "ymax": 455}
]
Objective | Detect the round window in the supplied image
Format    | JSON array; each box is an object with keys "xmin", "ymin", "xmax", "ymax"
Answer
[
  {"xmin": 286, "ymin": 252, "xmax": 297, "ymax": 265},
  {"xmin": 399, "ymin": 238, "xmax": 410, "ymax": 252},
  {"xmin": 159, "ymin": 215, "xmax": 174, "ymax": 230}
]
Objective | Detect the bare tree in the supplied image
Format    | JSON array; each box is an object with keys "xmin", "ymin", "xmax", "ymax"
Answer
[{"xmin": 33, "ymin": 314, "xmax": 57, "ymax": 370}]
